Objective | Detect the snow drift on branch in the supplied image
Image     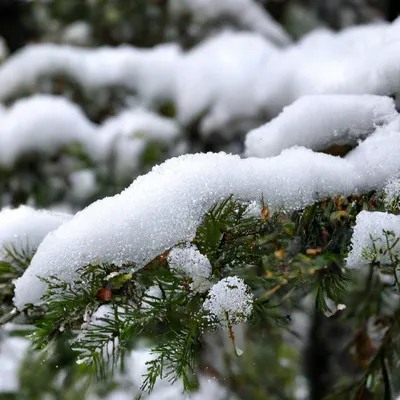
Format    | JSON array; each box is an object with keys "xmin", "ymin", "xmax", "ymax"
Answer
[
  {"xmin": 0, "ymin": 43, "xmax": 180, "ymax": 105},
  {"xmin": 245, "ymin": 94, "xmax": 398, "ymax": 158},
  {"xmin": 0, "ymin": 205, "xmax": 71, "ymax": 263},
  {"xmin": 13, "ymin": 113, "xmax": 400, "ymax": 308}
]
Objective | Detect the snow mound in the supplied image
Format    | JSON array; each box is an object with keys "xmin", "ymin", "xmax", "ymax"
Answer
[
  {"xmin": 245, "ymin": 94, "xmax": 398, "ymax": 158},
  {"xmin": 347, "ymin": 211, "xmax": 400, "ymax": 268},
  {"xmin": 0, "ymin": 205, "xmax": 71, "ymax": 263}
]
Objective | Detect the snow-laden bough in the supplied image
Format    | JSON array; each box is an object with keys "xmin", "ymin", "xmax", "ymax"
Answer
[{"xmin": 13, "ymin": 118, "xmax": 400, "ymax": 309}]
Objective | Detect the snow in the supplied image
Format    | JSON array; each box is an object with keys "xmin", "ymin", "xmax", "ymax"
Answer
[
  {"xmin": 0, "ymin": 43, "xmax": 181, "ymax": 104},
  {"xmin": 175, "ymin": 31, "xmax": 278, "ymax": 135},
  {"xmin": 202, "ymin": 276, "xmax": 253, "ymax": 328},
  {"xmin": 347, "ymin": 211, "xmax": 400, "ymax": 268},
  {"xmin": 0, "ymin": 95, "xmax": 180, "ymax": 172},
  {"xmin": 2, "ymin": 21, "xmax": 400, "ymax": 134},
  {"xmin": 383, "ymin": 176, "xmax": 400, "ymax": 209},
  {"xmin": 167, "ymin": 244, "xmax": 212, "ymax": 293},
  {"xmin": 0, "ymin": 337, "xmax": 30, "ymax": 393},
  {"xmin": 13, "ymin": 122, "xmax": 400, "ymax": 308},
  {"xmin": 0, "ymin": 94, "xmax": 96, "ymax": 167},
  {"xmin": 0, "ymin": 205, "xmax": 71, "ymax": 263},
  {"xmin": 94, "ymin": 108, "xmax": 181, "ymax": 175},
  {"xmin": 245, "ymin": 95, "xmax": 398, "ymax": 158},
  {"xmin": 170, "ymin": 0, "xmax": 292, "ymax": 47}
]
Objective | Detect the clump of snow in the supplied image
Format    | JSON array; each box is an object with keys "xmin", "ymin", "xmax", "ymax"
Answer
[
  {"xmin": 13, "ymin": 121, "xmax": 400, "ymax": 309},
  {"xmin": 175, "ymin": 31, "xmax": 278, "ymax": 135},
  {"xmin": 0, "ymin": 43, "xmax": 181, "ymax": 104},
  {"xmin": 170, "ymin": 0, "xmax": 292, "ymax": 47},
  {"xmin": 245, "ymin": 94, "xmax": 398, "ymax": 158},
  {"xmin": 0, "ymin": 94, "xmax": 96, "ymax": 167},
  {"xmin": 347, "ymin": 211, "xmax": 400, "ymax": 268},
  {"xmin": 202, "ymin": 276, "xmax": 253, "ymax": 328},
  {"xmin": 0, "ymin": 337, "xmax": 30, "ymax": 393},
  {"xmin": 0, "ymin": 205, "xmax": 71, "ymax": 263},
  {"xmin": 167, "ymin": 244, "xmax": 212, "ymax": 293}
]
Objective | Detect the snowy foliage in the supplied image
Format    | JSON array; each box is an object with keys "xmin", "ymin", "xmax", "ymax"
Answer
[{"xmin": 202, "ymin": 276, "xmax": 253, "ymax": 328}]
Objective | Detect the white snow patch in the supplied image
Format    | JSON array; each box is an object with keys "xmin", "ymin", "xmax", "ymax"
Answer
[
  {"xmin": 0, "ymin": 205, "xmax": 71, "ymax": 263},
  {"xmin": 176, "ymin": 31, "xmax": 278, "ymax": 135},
  {"xmin": 347, "ymin": 211, "xmax": 400, "ymax": 268},
  {"xmin": 202, "ymin": 276, "xmax": 253, "ymax": 328},
  {"xmin": 0, "ymin": 94, "xmax": 96, "ymax": 167},
  {"xmin": 168, "ymin": 244, "xmax": 212, "ymax": 293},
  {"xmin": 245, "ymin": 95, "xmax": 398, "ymax": 158}
]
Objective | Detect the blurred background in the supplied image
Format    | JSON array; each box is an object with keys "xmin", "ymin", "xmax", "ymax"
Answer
[{"xmin": 0, "ymin": 1, "xmax": 400, "ymax": 400}]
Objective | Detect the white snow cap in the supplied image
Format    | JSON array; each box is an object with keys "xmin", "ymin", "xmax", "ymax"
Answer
[
  {"xmin": 245, "ymin": 95, "xmax": 398, "ymax": 158},
  {"xmin": 170, "ymin": 0, "xmax": 292, "ymax": 46},
  {"xmin": 0, "ymin": 94, "xmax": 96, "ymax": 167},
  {"xmin": 0, "ymin": 205, "xmax": 71, "ymax": 263},
  {"xmin": 13, "ymin": 119, "xmax": 400, "ymax": 309},
  {"xmin": 202, "ymin": 276, "xmax": 253, "ymax": 328},
  {"xmin": 167, "ymin": 244, "xmax": 212, "ymax": 293},
  {"xmin": 347, "ymin": 211, "xmax": 400, "ymax": 268}
]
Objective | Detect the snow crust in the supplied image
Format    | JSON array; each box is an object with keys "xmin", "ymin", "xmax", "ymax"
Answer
[
  {"xmin": 202, "ymin": 276, "xmax": 253, "ymax": 327},
  {"xmin": 245, "ymin": 95, "xmax": 398, "ymax": 157},
  {"xmin": 347, "ymin": 211, "xmax": 400, "ymax": 267},
  {"xmin": 0, "ymin": 205, "xmax": 71, "ymax": 262}
]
